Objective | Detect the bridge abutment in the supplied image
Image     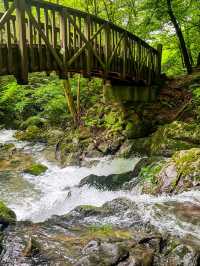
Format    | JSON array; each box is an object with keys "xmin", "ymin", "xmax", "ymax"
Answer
[{"xmin": 103, "ymin": 80, "xmax": 158, "ymax": 103}]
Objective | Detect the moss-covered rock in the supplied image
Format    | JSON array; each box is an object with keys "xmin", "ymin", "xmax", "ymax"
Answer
[
  {"xmin": 15, "ymin": 126, "xmax": 46, "ymax": 143},
  {"xmin": 139, "ymin": 148, "xmax": 200, "ymax": 195},
  {"xmin": 20, "ymin": 116, "xmax": 46, "ymax": 130},
  {"xmin": 146, "ymin": 121, "xmax": 200, "ymax": 156},
  {"xmin": 0, "ymin": 143, "xmax": 16, "ymax": 160},
  {"xmin": 0, "ymin": 201, "xmax": 16, "ymax": 227},
  {"xmin": 172, "ymin": 148, "xmax": 200, "ymax": 178},
  {"xmin": 24, "ymin": 163, "xmax": 48, "ymax": 176}
]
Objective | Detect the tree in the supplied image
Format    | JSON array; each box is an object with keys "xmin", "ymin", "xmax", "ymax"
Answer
[{"xmin": 166, "ymin": 0, "xmax": 192, "ymax": 74}]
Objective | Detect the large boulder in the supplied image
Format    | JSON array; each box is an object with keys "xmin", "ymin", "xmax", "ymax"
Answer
[
  {"xmin": 139, "ymin": 148, "xmax": 200, "ymax": 194},
  {"xmin": 79, "ymin": 171, "xmax": 134, "ymax": 191},
  {"xmin": 15, "ymin": 125, "xmax": 46, "ymax": 143},
  {"xmin": 147, "ymin": 121, "xmax": 200, "ymax": 156}
]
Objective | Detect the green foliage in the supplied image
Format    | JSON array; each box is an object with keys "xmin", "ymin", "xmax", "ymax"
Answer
[
  {"xmin": 20, "ymin": 116, "xmax": 46, "ymax": 130},
  {"xmin": 86, "ymin": 224, "xmax": 131, "ymax": 239},
  {"xmin": 104, "ymin": 111, "xmax": 124, "ymax": 132},
  {"xmin": 193, "ymin": 87, "xmax": 200, "ymax": 103},
  {"xmin": 172, "ymin": 149, "xmax": 200, "ymax": 178},
  {"xmin": 0, "ymin": 74, "xmax": 68, "ymax": 127},
  {"xmin": 0, "ymin": 201, "xmax": 16, "ymax": 226},
  {"xmin": 140, "ymin": 162, "xmax": 164, "ymax": 184}
]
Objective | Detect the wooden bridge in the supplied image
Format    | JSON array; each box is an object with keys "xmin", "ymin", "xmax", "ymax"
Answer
[{"xmin": 0, "ymin": 0, "xmax": 162, "ymax": 85}]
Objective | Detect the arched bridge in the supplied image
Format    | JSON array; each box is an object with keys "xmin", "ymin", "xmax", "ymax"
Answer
[{"xmin": 0, "ymin": 0, "xmax": 162, "ymax": 86}]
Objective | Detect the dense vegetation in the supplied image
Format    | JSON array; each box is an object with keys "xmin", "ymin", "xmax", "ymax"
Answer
[
  {"xmin": 1, "ymin": 1, "xmax": 200, "ymax": 265},
  {"xmin": 0, "ymin": 0, "xmax": 199, "ymax": 128}
]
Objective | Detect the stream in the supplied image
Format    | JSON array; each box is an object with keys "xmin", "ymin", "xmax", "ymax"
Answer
[{"xmin": 0, "ymin": 129, "xmax": 200, "ymax": 244}]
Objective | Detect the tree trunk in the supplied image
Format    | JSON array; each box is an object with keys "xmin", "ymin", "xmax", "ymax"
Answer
[
  {"xmin": 77, "ymin": 74, "xmax": 81, "ymax": 124},
  {"xmin": 167, "ymin": 0, "xmax": 192, "ymax": 74},
  {"xmin": 197, "ymin": 52, "xmax": 200, "ymax": 67},
  {"xmin": 63, "ymin": 79, "xmax": 77, "ymax": 126}
]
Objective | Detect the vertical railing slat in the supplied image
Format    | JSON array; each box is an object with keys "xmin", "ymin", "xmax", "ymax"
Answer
[
  {"xmin": 15, "ymin": 0, "xmax": 28, "ymax": 84},
  {"xmin": 44, "ymin": 8, "xmax": 51, "ymax": 71},
  {"xmin": 27, "ymin": 4, "xmax": 34, "ymax": 71},
  {"xmin": 4, "ymin": 0, "xmax": 12, "ymax": 74},
  {"xmin": 36, "ymin": 5, "xmax": 43, "ymax": 70},
  {"xmin": 60, "ymin": 8, "xmax": 68, "ymax": 77}
]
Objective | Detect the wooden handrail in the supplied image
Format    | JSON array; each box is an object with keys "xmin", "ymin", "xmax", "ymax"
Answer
[{"xmin": 0, "ymin": 0, "xmax": 162, "ymax": 85}]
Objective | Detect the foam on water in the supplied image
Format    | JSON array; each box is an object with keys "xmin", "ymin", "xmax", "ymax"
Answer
[
  {"xmin": 0, "ymin": 130, "xmax": 139, "ymax": 222},
  {"xmin": 0, "ymin": 129, "xmax": 200, "ymax": 242}
]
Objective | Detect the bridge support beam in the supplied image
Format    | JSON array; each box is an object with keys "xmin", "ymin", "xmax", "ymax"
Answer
[{"xmin": 103, "ymin": 80, "xmax": 158, "ymax": 103}]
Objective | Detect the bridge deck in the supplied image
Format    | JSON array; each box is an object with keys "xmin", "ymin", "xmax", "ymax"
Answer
[{"xmin": 0, "ymin": 0, "xmax": 162, "ymax": 85}]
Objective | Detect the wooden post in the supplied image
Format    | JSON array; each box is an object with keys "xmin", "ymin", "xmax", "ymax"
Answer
[
  {"xmin": 104, "ymin": 24, "xmax": 111, "ymax": 77},
  {"xmin": 122, "ymin": 35, "xmax": 127, "ymax": 79},
  {"xmin": 15, "ymin": 0, "xmax": 28, "ymax": 84},
  {"xmin": 85, "ymin": 16, "xmax": 91, "ymax": 74},
  {"xmin": 60, "ymin": 8, "xmax": 68, "ymax": 78},
  {"xmin": 157, "ymin": 43, "xmax": 163, "ymax": 78},
  {"xmin": 44, "ymin": 9, "xmax": 51, "ymax": 74}
]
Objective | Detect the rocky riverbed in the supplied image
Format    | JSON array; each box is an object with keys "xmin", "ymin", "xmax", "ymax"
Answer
[
  {"xmin": 0, "ymin": 130, "xmax": 200, "ymax": 265},
  {"xmin": 0, "ymin": 71, "xmax": 200, "ymax": 265}
]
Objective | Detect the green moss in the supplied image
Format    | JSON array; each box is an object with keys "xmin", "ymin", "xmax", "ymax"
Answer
[
  {"xmin": 148, "ymin": 121, "xmax": 200, "ymax": 156},
  {"xmin": 0, "ymin": 201, "xmax": 16, "ymax": 226},
  {"xmin": 172, "ymin": 148, "xmax": 200, "ymax": 177},
  {"xmin": 24, "ymin": 163, "xmax": 48, "ymax": 176},
  {"xmin": 85, "ymin": 225, "xmax": 131, "ymax": 239},
  {"xmin": 140, "ymin": 161, "xmax": 165, "ymax": 184},
  {"xmin": 15, "ymin": 126, "xmax": 45, "ymax": 142}
]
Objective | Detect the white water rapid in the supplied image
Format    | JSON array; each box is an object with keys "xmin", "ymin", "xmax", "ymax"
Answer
[{"xmin": 0, "ymin": 129, "xmax": 200, "ymax": 244}]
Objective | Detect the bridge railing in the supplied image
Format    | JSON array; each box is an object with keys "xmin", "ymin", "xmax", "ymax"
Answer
[{"xmin": 0, "ymin": 0, "xmax": 162, "ymax": 85}]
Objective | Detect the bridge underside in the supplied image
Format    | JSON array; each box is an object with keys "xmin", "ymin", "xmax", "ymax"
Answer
[{"xmin": 0, "ymin": 44, "xmax": 157, "ymax": 86}]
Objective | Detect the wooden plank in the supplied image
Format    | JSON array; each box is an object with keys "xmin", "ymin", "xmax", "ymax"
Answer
[
  {"xmin": 157, "ymin": 43, "xmax": 163, "ymax": 78},
  {"xmin": 104, "ymin": 24, "xmax": 111, "ymax": 74},
  {"xmin": 78, "ymin": 16, "xmax": 83, "ymax": 69},
  {"xmin": 0, "ymin": 3, "xmax": 15, "ymax": 29},
  {"xmin": 11, "ymin": 18, "xmax": 17, "ymax": 43},
  {"xmin": 4, "ymin": 0, "xmax": 12, "ymax": 73},
  {"xmin": 85, "ymin": 16, "xmax": 91, "ymax": 73},
  {"xmin": 51, "ymin": 10, "xmax": 56, "ymax": 48},
  {"xmin": 108, "ymin": 32, "xmax": 124, "ymax": 67},
  {"xmin": 60, "ymin": 8, "xmax": 68, "ymax": 76},
  {"xmin": 36, "ymin": 4, "xmax": 43, "ymax": 70},
  {"xmin": 15, "ymin": 0, "xmax": 28, "ymax": 84},
  {"xmin": 44, "ymin": 8, "xmax": 51, "ymax": 71},
  {"xmin": 27, "ymin": 5, "xmax": 34, "ymax": 71}
]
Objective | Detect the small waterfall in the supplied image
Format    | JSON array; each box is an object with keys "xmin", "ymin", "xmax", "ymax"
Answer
[{"xmin": 0, "ymin": 129, "xmax": 200, "ymax": 243}]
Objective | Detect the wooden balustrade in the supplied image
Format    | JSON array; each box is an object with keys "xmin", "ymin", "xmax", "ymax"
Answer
[{"xmin": 0, "ymin": 0, "xmax": 162, "ymax": 85}]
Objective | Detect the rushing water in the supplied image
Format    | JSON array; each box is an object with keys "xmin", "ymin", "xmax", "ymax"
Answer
[{"xmin": 0, "ymin": 129, "xmax": 200, "ymax": 243}]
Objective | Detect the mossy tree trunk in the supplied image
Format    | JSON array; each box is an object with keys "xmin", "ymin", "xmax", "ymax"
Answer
[
  {"xmin": 77, "ymin": 74, "xmax": 81, "ymax": 124},
  {"xmin": 63, "ymin": 79, "xmax": 78, "ymax": 126}
]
